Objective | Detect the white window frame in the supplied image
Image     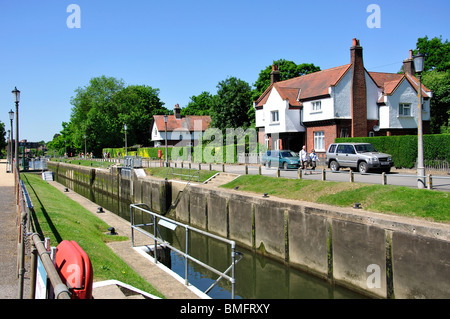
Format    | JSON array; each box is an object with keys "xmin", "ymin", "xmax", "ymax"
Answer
[
  {"xmin": 399, "ymin": 103, "xmax": 411, "ymax": 117},
  {"xmin": 270, "ymin": 110, "xmax": 279, "ymax": 123},
  {"xmin": 311, "ymin": 101, "xmax": 322, "ymax": 112},
  {"xmin": 314, "ymin": 131, "xmax": 325, "ymax": 151}
]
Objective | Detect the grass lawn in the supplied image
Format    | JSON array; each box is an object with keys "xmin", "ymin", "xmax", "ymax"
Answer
[
  {"xmin": 145, "ymin": 167, "xmax": 218, "ymax": 183},
  {"xmin": 21, "ymin": 173, "xmax": 165, "ymax": 298},
  {"xmin": 221, "ymin": 175, "xmax": 450, "ymax": 223},
  {"xmin": 51, "ymin": 158, "xmax": 113, "ymax": 169}
]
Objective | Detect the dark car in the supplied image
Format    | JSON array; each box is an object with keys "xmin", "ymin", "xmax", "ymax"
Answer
[{"xmin": 262, "ymin": 150, "xmax": 300, "ymax": 170}]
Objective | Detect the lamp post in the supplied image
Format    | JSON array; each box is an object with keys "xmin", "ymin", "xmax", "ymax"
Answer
[
  {"xmin": 8, "ymin": 109, "xmax": 14, "ymax": 173},
  {"xmin": 124, "ymin": 124, "xmax": 128, "ymax": 156},
  {"xmin": 413, "ymin": 50, "xmax": 425, "ymax": 189},
  {"xmin": 164, "ymin": 114, "xmax": 168, "ymax": 167},
  {"xmin": 12, "ymin": 87, "xmax": 20, "ymax": 177}
]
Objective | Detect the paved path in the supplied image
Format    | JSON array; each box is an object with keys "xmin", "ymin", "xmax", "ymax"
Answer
[{"xmin": 0, "ymin": 160, "xmax": 30, "ymax": 299}]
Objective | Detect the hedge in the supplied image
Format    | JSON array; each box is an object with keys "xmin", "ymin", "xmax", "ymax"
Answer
[
  {"xmin": 103, "ymin": 142, "xmax": 266, "ymax": 164},
  {"xmin": 336, "ymin": 134, "xmax": 450, "ymax": 168}
]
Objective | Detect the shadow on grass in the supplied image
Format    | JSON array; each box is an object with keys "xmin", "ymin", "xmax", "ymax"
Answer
[{"xmin": 22, "ymin": 174, "xmax": 63, "ymax": 243}]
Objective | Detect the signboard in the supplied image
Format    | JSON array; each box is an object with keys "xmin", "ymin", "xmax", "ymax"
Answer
[{"xmin": 35, "ymin": 257, "xmax": 48, "ymax": 299}]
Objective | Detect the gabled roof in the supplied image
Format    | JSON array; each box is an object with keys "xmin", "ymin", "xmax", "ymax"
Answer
[
  {"xmin": 255, "ymin": 64, "xmax": 351, "ymax": 108},
  {"xmin": 153, "ymin": 115, "xmax": 211, "ymax": 132},
  {"xmin": 369, "ymin": 71, "xmax": 432, "ymax": 101}
]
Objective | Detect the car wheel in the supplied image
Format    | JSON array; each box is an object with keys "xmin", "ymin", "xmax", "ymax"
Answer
[
  {"xmin": 358, "ymin": 161, "xmax": 368, "ymax": 174},
  {"xmin": 283, "ymin": 162, "xmax": 288, "ymax": 170},
  {"xmin": 330, "ymin": 160, "xmax": 339, "ymax": 172}
]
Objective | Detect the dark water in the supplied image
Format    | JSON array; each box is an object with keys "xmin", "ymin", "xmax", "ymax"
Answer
[{"xmin": 57, "ymin": 175, "xmax": 365, "ymax": 299}]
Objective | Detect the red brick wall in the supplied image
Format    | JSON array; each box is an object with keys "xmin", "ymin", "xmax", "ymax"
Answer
[{"xmin": 351, "ymin": 40, "xmax": 368, "ymax": 137}]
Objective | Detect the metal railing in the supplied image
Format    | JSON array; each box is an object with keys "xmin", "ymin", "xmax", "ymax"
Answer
[
  {"xmin": 18, "ymin": 176, "xmax": 71, "ymax": 299},
  {"xmin": 130, "ymin": 203, "xmax": 243, "ymax": 299},
  {"xmin": 164, "ymin": 166, "xmax": 200, "ymax": 183}
]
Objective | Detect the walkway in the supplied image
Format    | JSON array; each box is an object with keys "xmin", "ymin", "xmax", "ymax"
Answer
[{"xmin": 0, "ymin": 160, "xmax": 30, "ymax": 299}]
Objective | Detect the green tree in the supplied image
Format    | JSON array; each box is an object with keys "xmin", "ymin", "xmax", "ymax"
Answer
[
  {"xmin": 181, "ymin": 91, "xmax": 214, "ymax": 116},
  {"xmin": 112, "ymin": 85, "xmax": 167, "ymax": 147},
  {"xmin": 56, "ymin": 76, "xmax": 169, "ymax": 157},
  {"xmin": 416, "ymin": 36, "xmax": 450, "ymax": 72},
  {"xmin": 210, "ymin": 77, "xmax": 253, "ymax": 131},
  {"xmin": 0, "ymin": 121, "xmax": 6, "ymax": 158},
  {"xmin": 252, "ymin": 59, "xmax": 321, "ymax": 101},
  {"xmin": 414, "ymin": 36, "xmax": 450, "ymax": 133}
]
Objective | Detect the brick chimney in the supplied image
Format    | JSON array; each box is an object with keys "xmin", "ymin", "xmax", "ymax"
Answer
[
  {"xmin": 403, "ymin": 49, "xmax": 415, "ymax": 75},
  {"xmin": 174, "ymin": 103, "xmax": 181, "ymax": 119},
  {"xmin": 350, "ymin": 38, "xmax": 367, "ymax": 137},
  {"xmin": 270, "ymin": 64, "xmax": 280, "ymax": 85}
]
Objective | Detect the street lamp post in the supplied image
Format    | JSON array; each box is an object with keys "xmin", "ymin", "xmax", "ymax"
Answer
[
  {"xmin": 12, "ymin": 87, "xmax": 20, "ymax": 178},
  {"xmin": 8, "ymin": 109, "xmax": 14, "ymax": 173},
  {"xmin": 164, "ymin": 114, "xmax": 168, "ymax": 167},
  {"xmin": 124, "ymin": 124, "xmax": 128, "ymax": 156},
  {"xmin": 413, "ymin": 50, "xmax": 425, "ymax": 189}
]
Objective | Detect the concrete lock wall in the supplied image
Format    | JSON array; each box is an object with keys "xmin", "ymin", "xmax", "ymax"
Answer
[
  {"xmin": 47, "ymin": 162, "xmax": 450, "ymax": 299},
  {"xmin": 173, "ymin": 184, "xmax": 450, "ymax": 299}
]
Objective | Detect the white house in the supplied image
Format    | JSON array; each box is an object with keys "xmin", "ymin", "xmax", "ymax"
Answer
[
  {"xmin": 254, "ymin": 39, "xmax": 432, "ymax": 154},
  {"xmin": 151, "ymin": 104, "xmax": 211, "ymax": 147}
]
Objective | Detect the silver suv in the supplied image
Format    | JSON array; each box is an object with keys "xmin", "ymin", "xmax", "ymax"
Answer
[{"xmin": 326, "ymin": 143, "xmax": 394, "ymax": 173}]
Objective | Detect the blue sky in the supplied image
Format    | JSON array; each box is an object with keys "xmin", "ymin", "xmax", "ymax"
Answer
[{"xmin": 0, "ymin": 0, "xmax": 449, "ymax": 142}]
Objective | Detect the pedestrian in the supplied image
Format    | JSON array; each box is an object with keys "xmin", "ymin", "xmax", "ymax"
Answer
[
  {"xmin": 299, "ymin": 145, "xmax": 308, "ymax": 171},
  {"xmin": 309, "ymin": 149, "xmax": 318, "ymax": 172}
]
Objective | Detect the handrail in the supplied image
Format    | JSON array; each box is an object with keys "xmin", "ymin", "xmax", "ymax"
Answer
[
  {"xmin": 18, "ymin": 178, "xmax": 71, "ymax": 299},
  {"xmin": 165, "ymin": 167, "xmax": 200, "ymax": 183},
  {"xmin": 130, "ymin": 203, "xmax": 242, "ymax": 299}
]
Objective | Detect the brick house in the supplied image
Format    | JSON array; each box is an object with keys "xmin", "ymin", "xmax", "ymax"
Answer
[{"xmin": 254, "ymin": 39, "xmax": 432, "ymax": 156}]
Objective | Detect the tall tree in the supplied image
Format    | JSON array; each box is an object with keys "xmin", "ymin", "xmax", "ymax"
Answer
[
  {"xmin": 0, "ymin": 121, "xmax": 6, "ymax": 158},
  {"xmin": 210, "ymin": 77, "xmax": 252, "ymax": 130},
  {"xmin": 112, "ymin": 85, "xmax": 167, "ymax": 146},
  {"xmin": 415, "ymin": 36, "xmax": 450, "ymax": 133},
  {"xmin": 181, "ymin": 91, "xmax": 214, "ymax": 116},
  {"xmin": 252, "ymin": 59, "xmax": 321, "ymax": 101}
]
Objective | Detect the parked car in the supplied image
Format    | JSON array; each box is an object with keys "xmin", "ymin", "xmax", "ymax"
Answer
[
  {"xmin": 262, "ymin": 150, "xmax": 300, "ymax": 170},
  {"xmin": 325, "ymin": 143, "xmax": 394, "ymax": 173}
]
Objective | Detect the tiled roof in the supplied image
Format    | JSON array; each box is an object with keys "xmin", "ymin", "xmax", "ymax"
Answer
[
  {"xmin": 369, "ymin": 71, "xmax": 431, "ymax": 98},
  {"xmin": 255, "ymin": 64, "xmax": 351, "ymax": 107},
  {"xmin": 153, "ymin": 115, "xmax": 211, "ymax": 132}
]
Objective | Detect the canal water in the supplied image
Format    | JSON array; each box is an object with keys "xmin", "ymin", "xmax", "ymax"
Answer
[{"xmin": 57, "ymin": 175, "xmax": 365, "ymax": 299}]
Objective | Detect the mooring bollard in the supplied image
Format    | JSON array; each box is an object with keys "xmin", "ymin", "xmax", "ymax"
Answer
[
  {"xmin": 427, "ymin": 174, "xmax": 432, "ymax": 190},
  {"xmin": 298, "ymin": 168, "xmax": 302, "ymax": 179},
  {"xmin": 382, "ymin": 172, "xmax": 387, "ymax": 185},
  {"xmin": 258, "ymin": 166, "xmax": 262, "ymax": 175},
  {"xmin": 322, "ymin": 169, "xmax": 326, "ymax": 181},
  {"xmin": 222, "ymin": 163, "xmax": 225, "ymax": 172},
  {"xmin": 276, "ymin": 168, "xmax": 280, "ymax": 177},
  {"xmin": 245, "ymin": 165, "xmax": 248, "ymax": 175},
  {"xmin": 349, "ymin": 170, "xmax": 354, "ymax": 182}
]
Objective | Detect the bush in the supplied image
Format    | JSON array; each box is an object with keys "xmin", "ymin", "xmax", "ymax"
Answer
[{"xmin": 336, "ymin": 134, "xmax": 450, "ymax": 168}]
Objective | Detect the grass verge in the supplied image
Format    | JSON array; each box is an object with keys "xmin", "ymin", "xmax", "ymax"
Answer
[
  {"xmin": 51, "ymin": 158, "xmax": 113, "ymax": 169},
  {"xmin": 22, "ymin": 173, "xmax": 165, "ymax": 298},
  {"xmin": 221, "ymin": 175, "xmax": 450, "ymax": 223},
  {"xmin": 145, "ymin": 167, "xmax": 218, "ymax": 183}
]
